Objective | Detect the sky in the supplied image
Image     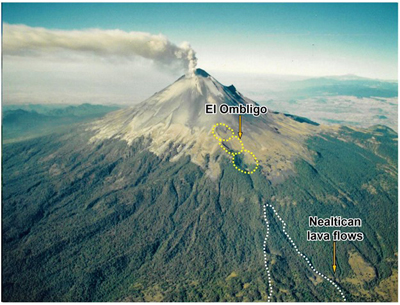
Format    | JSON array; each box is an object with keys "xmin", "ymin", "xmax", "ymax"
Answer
[{"xmin": 2, "ymin": 3, "xmax": 398, "ymax": 105}]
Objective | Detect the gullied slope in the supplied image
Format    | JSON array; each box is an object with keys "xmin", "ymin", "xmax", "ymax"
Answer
[
  {"xmin": 90, "ymin": 69, "xmax": 321, "ymax": 181},
  {"xmin": 2, "ymin": 123, "xmax": 397, "ymax": 301},
  {"xmin": 2, "ymin": 69, "xmax": 398, "ymax": 302}
]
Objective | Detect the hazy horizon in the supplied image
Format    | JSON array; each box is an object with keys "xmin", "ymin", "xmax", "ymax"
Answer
[
  {"xmin": 2, "ymin": 3, "xmax": 398, "ymax": 105},
  {"xmin": 3, "ymin": 68, "xmax": 398, "ymax": 106}
]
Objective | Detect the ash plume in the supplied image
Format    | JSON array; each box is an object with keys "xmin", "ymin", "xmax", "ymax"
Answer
[{"xmin": 3, "ymin": 23, "xmax": 197, "ymax": 74}]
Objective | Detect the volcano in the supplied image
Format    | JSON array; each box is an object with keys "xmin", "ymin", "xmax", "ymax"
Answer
[
  {"xmin": 2, "ymin": 69, "xmax": 398, "ymax": 302},
  {"xmin": 90, "ymin": 69, "xmax": 320, "ymax": 181}
]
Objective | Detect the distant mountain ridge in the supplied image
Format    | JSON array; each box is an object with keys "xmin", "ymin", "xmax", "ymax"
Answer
[
  {"xmin": 288, "ymin": 75, "xmax": 398, "ymax": 98},
  {"xmin": 3, "ymin": 103, "xmax": 120, "ymax": 143},
  {"xmin": 3, "ymin": 103, "xmax": 121, "ymax": 116},
  {"xmin": 305, "ymin": 74, "xmax": 397, "ymax": 82}
]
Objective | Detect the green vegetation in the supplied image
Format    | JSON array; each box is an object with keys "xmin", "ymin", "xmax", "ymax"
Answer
[{"xmin": 2, "ymin": 124, "xmax": 397, "ymax": 301}]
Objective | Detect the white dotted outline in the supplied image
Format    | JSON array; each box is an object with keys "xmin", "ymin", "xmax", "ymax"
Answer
[
  {"xmin": 264, "ymin": 203, "xmax": 347, "ymax": 302},
  {"xmin": 263, "ymin": 203, "xmax": 273, "ymax": 302}
]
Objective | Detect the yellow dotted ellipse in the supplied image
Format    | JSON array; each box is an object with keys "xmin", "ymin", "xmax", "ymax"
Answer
[{"xmin": 211, "ymin": 123, "xmax": 259, "ymax": 175}]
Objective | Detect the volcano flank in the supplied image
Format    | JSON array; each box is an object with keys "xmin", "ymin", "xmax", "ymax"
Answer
[
  {"xmin": 2, "ymin": 69, "xmax": 398, "ymax": 302},
  {"xmin": 90, "ymin": 68, "xmax": 324, "ymax": 182}
]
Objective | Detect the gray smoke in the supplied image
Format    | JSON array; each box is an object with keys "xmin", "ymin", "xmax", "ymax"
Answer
[{"xmin": 3, "ymin": 23, "xmax": 197, "ymax": 74}]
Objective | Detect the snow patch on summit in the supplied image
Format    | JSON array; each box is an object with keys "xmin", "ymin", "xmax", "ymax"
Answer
[{"xmin": 90, "ymin": 69, "xmax": 325, "ymax": 181}]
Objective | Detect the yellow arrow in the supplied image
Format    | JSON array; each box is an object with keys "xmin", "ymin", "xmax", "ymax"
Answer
[
  {"xmin": 238, "ymin": 115, "xmax": 243, "ymax": 139},
  {"xmin": 333, "ymin": 241, "xmax": 337, "ymax": 273}
]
